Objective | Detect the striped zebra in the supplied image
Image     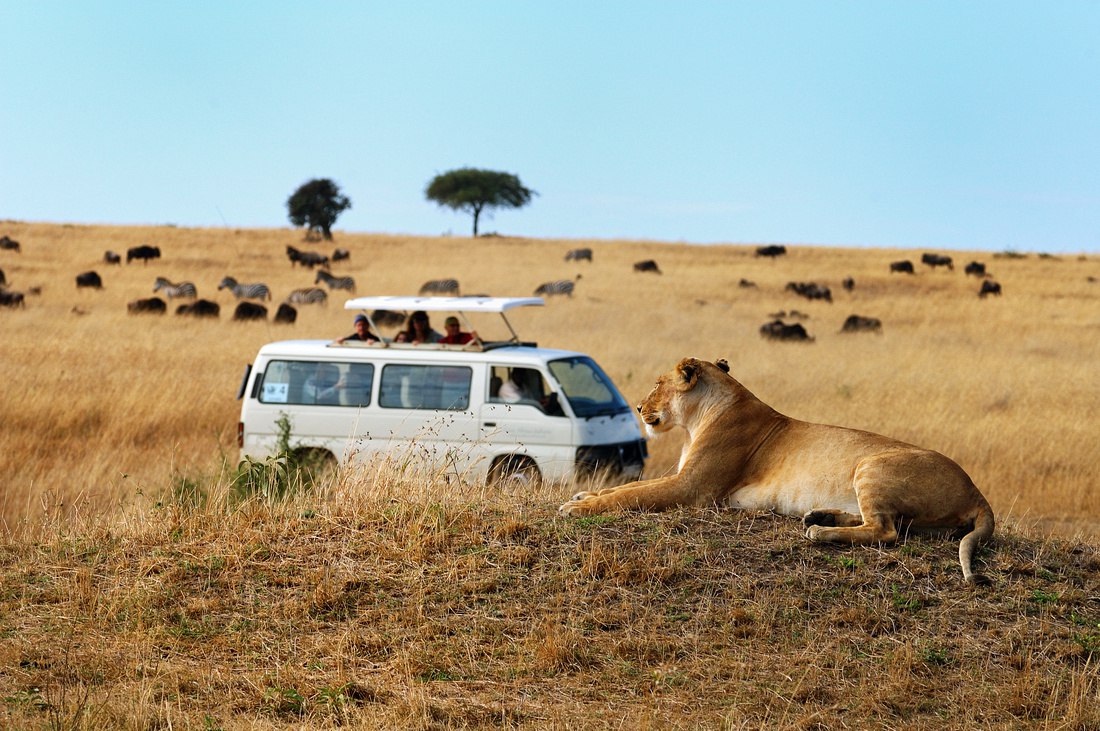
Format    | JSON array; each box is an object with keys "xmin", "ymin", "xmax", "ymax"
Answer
[
  {"xmin": 286, "ymin": 287, "xmax": 328, "ymax": 305},
  {"xmin": 534, "ymin": 275, "xmax": 580, "ymax": 297},
  {"xmin": 218, "ymin": 276, "xmax": 272, "ymax": 301},
  {"xmin": 418, "ymin": 278, "xmax": 460, "ymax": 296},
  {"xmin": 315, "ymin": 269, "xmax": 356, "ymax": 293},
  {"xmin": 153, "ymin": 277, "xmax": 197, "ymax": 299}
]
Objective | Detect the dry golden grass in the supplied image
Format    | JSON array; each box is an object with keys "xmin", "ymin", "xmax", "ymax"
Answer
[
  {"xmin": 1, "ymin": 221, "xmax": 1097, "ymax": 537},
  {"xmin": 1, "ymin": 221, "xmax": 1100, "ymax": 729}
]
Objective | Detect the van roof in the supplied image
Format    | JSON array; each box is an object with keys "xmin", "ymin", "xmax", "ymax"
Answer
[
  {"xmin": 343, "ymin": 296, "xmax": 543, "ymax": 313},
  {"xmin": 255, "ymin": 340, "xmax": 584, "ymax": 363}
]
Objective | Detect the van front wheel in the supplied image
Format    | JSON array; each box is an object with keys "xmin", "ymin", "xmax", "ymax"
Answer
[{"xmin": 489, "ymin": 456, "xmax": 541, "ymax": 490}]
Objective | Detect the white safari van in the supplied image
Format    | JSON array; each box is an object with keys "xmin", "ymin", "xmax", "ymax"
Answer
[{"xmin": 236, "ymin": 296, "xmax": 647, "ymax": 486}]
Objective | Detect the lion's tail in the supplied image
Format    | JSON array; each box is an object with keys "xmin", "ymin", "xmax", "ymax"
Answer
[{"xmin": 959, "ymin": 501, "xmax": 995, "ymax": 586}]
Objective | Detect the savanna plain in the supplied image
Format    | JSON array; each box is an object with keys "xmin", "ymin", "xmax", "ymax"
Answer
[{"xmin": 0, "ymin": 222, "xmax": 1098, "ymax": 729}]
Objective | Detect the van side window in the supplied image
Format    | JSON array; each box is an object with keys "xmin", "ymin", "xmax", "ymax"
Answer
[
  {"xmin": 258, "ymin": 360, "xmax": 374, "ymax": 407},
  {"xmin": 379, "ymin": 364, "xmax": 472, "ymax": 410}
]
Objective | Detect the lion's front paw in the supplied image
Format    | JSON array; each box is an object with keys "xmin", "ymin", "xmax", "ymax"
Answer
[{"xmin": 559, "ymin": 495, "xmax": 601, "ymax": 516}]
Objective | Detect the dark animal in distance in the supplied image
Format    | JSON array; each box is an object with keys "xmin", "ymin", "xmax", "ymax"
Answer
[
  {"xmin": 0, "ymin": 290, "xmax": 25, "ymax": 308},
  {"xmin": 760, "ymin": 319, "xmax": 813, "ymax": 341},
  {"xmin": 331, "ymin": 248, "xmax": 351, "ymax": 262},
  {"xmin": 103, "ymin": 250, "xmax": 122, "ymax": 265},
  {"xmin": 921, "ymin": 253, "xmax": 954, "ymax": 270},
  {"xmin": 285, "ymin": 245, "xmax": 329, "ymax": 269},
  {"xmin": 127, "ymin": 297, "xmax": 167, "ymax": 314},
  {"xmin": 371, "ymin": 309, "xmax": 407, "ymax": 328},
  {"xmin": 126, "ymin": 245, "xmax": 161, "ymax": 264},
  {"xmin": 419, "ymin": 278, "xmax": 460, "ymax": 296},
  {"xmin": 218, "ymin": 276, "xmax": 271, "ymax": 301},
  {"xmin": 564, "ymin": 247, "xmax": 593, "ymax": 262},
  {"xmin": 755, "ymin": 245, "xmax": 787, "ymax": 258},
  {"xmin": 889, "ymin": 260, "xmax": 915, "ymax": 274},
  {"xmin": 75, "ymin": 271, "xmax": 103, "ymax": 289},
  {"xmin": 274, "ymin": 303, "xmax": 298, "ymax": 324},
  {"xmin": 153, "ymin": 277, "xmax": 197, "ymax": 299},
  {"xmin": 0, "ymin": 235, "xmax": 21, "ymax": 252},
  {"xmin": 315, "ymin": 269, "xmax": 356, "ymax": 293},
  {"xmin": 739, "ymin": 279, "xmax": 757, "ymax": 288},
  {"xmin": 0, "ymin": 268, "xmax": 5, "ymax": 287},
  {"xmin": 979, "ymin": 280, "xmax": 1002, "ymax": 298},
  {"xmin": 286, "ymin": 287, "xmax": 328, "ymax": 305},
  {"xmin": 842, "ymin": 277, "xmax": 855, "ymax": 291},
  {"xmin": 534, "ymin": 275, "xmax": 580, "ymax": 297},
  {"xmin": 964, "ymin": 261, "xmax": 987, "ymax": 277},
  {"xmin": 232, "ymin": 302, "xmax": 268, "ymax": 321},
  {"xmin": 786, "ymin": 281, "xmax": 832, "ymax": 302},
  {"xmin": 840, "ymin": 315, "xmax": 882, "ymax": 333},
  {"xmin": 175, "ymin": 299, "xmax": 220, "ymax": 317},
  {"xmin": 633, "ymin": 260, "xmax": 661, "ymax": 274}
]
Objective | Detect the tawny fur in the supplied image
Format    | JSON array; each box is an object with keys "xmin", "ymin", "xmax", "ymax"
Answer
[{"xmin": 560, "ymin": 357, "xmax": 995, "ymax": 585}]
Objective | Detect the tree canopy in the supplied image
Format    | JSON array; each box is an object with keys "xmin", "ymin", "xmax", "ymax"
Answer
[
  {"xmin": 286, "ymin": 178, "xmax": 351, "ymax": 241},
  {"xmin": 425, "ymin": 168, "xmax": 535, "ymax": 237}
]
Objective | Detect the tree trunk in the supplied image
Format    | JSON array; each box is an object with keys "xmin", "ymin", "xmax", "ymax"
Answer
[{"xmin": 471, "ymin": 204, "xmax": 483, "ymax": 238}]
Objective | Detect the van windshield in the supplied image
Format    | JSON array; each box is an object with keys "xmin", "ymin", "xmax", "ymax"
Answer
[{"xmin": 547, "ymin": 356, "xmax": 631, "ymax": 418}]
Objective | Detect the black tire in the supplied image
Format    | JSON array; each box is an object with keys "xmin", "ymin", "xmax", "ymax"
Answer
[{"xmin": 488, "ymin": 456, "xmax": 541, "ymax": 490}]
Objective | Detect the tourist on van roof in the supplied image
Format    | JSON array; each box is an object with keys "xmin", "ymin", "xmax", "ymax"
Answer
[
  {"xmin": 336, "ymin": 314, "xmax": 380, "ymax": 344},
  {"xmin": 439, "ymin": 316, "xmax": 478, "ymax": 345},
  {"xmin": 402, "ymin": 310, "xmax": 443, "ymax": 344}
]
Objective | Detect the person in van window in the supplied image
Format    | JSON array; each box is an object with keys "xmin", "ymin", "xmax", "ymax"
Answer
[
  {"xmin": 498, "ymin": 368, "xmax": 542, "ymax": 404},
  {"xmin": 401, "ymin": 310, "xmax": 443, "ymax": 344},
  {"xmin": 336, "ymin": 314, "xmax": 380, "ymax": 344},
  {"xmin": 302, "ymin": 362, "xmax": 342, "ymax": 404},
  {"xmin": 439, "ymin": 316, "xmax": 478, "ymax": 345}
]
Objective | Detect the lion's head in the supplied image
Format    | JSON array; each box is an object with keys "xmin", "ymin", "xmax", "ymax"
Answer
[{"xmin": 637, "ymin": 357, "xmax": 731, "ymax": 434}]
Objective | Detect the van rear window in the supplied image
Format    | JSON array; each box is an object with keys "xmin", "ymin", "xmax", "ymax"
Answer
[
  {"xmin": 379, "ymin": 364, "xmax": 472, "ymax": 411},
  {"xmin": 258, "ymin": 360, "xmax": 375, "ymax": 407}
]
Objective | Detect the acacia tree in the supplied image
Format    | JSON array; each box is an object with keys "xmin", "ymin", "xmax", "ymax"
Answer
[
  {"xmin": 286, "ymin": 178, "xmax": 351, "ymax": 241},
  {"xmin": 425, "ymin": 168, "xmax": 535, "ymax": 237}
]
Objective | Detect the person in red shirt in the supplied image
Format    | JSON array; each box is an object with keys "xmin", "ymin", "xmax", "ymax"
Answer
[{"xmin": 439, "ymin": 316, "xmax": 478, "ymax": 345}]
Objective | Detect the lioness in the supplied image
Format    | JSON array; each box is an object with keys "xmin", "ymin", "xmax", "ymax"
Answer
[{"xmin": 560, "ymin": 357, "xmax": 995, "ymax": 585}]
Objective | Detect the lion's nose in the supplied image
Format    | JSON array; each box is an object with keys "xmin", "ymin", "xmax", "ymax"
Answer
[{"xmin": 636, "ymin": 404, "xmax": 642, "ymax": 413}]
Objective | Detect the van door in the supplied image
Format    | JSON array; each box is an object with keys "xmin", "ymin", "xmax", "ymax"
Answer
[{"xmin": 479, "ymin": 365, "xmax": 574, "ymax": 481}]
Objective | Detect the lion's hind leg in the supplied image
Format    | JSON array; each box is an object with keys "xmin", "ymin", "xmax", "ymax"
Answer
[{"xmin": 804, "ymin": 512, "xmax": 899, "ymax": 545}]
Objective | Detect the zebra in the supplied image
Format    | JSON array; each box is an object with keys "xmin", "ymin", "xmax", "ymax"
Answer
[
  {"xmin": 153, "ymin": 277, "xmax": 197, "ymax": 299},
  {"xmin": 286, "ymin": 287, "xmax": 328, "ymax": 305},
  {"xmin": 418, "ymin": 278, "xmax": 460, "ymax": 296},
  {"xmin": 218, "ymin": 276, "xmax": 272, "ymax": 301},
  {"xmin": 564, "ymin": 247, "xmax": 593, "ymax": 262},
  {"xmin": 534, "ymin": 275, "xmax": 580, "ymax": 297},
  {"xmin": 315, "ymin": 269, "xmax": 356, "ymax": 293}
]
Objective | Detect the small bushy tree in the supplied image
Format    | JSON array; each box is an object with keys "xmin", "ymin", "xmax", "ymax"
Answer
[
  {"xmin": 286, "ymin": 178, "xmax": 351, "ymax": 241},
  {"xmin": 425, "ymin": 168, "xmax": 535, "ymax": 237}
]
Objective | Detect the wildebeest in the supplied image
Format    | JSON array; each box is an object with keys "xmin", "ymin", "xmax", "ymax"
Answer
[
  {"xmin": 419, "ymin": 278, "xmax": 460, "ymax": 296},
  {"xmin": 979, "ymin": 280, "xmax": 1002, "ymax": 298},
  {"xmin": 232, "ymin": 301, "xmax": 268, "ymax": 321},
  {"xmin": 127, "ymin": 297, "xmax": 167, "ymax": 314},
  {"xmin": 755, "ymin": 244, "xmax": 787, "ymax": 258},
  {"xmin": 371, "ymin": 309, "xmax": 407, "ymax": 328},
  {"xmin": 0, "ymin": 235, "xmax": 20, "ymax": 252},
  {"xmin": 175, "ymin": 299, "xmax": 220, "ymax": 317},
  {"xmin": 760, "ymin": 319, "xmax": 813, "ymax": 341},
  {"xmin": 274, "ymin": 303, "xmax": 298, "ymax": 324},
  {"xmin": 921, "ymin": 253, "xmax": 954, "ymax": 270},
  {"xmin": 126, "ymin": 245, "xmax": 161, "ymax": 264},
  {"xmin": 739, "ymin": 278, "xmax": 757, "ymax": 288},
  {"xmin": 286, "ymin": 287, "xmax": 328, "ymax": 305},
  {"xmin": 534, "ymin": 276, "xmax": 579, "ymax": 297},
  {"xmin": 286, "ymin": 245, "xmax": 329, "ymax": 269},
  {"xmin": 104, "ymin": 250, "xmax": 122, "ymax": 265},
  {"xmin": 842, "ymin": 277, "xmax": 855, "ymax": 291},
  {"xmin": 786, "ymin": 281, "xmax": 832, "ymax": 302},
  {"xmin": 964, "ymin": 261, "xmax": 987, "ymax": 277},
  {"xmin": 153, "ymin": 277, "xmax": 197, "ymax": 299},
  {"xmin": 633, "ymin": 259, "xmax": 661, "ymax": 273},
  {"xmin": 315, "ymin": 269, "xmax": 356, "ymax": 293},
  {"xmin": 332, "ymin": 247, "xmax": 351, "ymax": 262},
  {"xmin": 840, "ymin": 314, "xmax": 882, "ymax": 333},
  {"xmin": 0, "ymin": 268, "xmax": 5, "ymax": 287},
  {"xmin": 0, "ymin": 290, "xmax": 25, "ymax": 308},
  {"xmin": 76, "ymin": 271, "xmax": 103, "ymax": 289},
  {"xmin": 564, "ymin": 247, "xmax": 593, "ymax": 262},
  {"xmin": 218, "ymin": 276, "xmax": 271, "ymax": 301},
  {"xmin": 889, "ymin": 260, "xmax": 915, "ymax": 274}
]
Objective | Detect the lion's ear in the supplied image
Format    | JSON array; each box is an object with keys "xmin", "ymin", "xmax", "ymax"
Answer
[
  {"xmin": 676, "ymin": 358, "xmax": 700, "ymax": 388},
  {"xmin": 715, "ymin": 359, "xmax": 730, "ymax": 374}
]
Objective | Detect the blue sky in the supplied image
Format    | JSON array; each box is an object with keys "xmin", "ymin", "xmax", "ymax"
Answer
[{"xmin": 3, "ymin": 2, "xmax": 1099, "ymax": 253}]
